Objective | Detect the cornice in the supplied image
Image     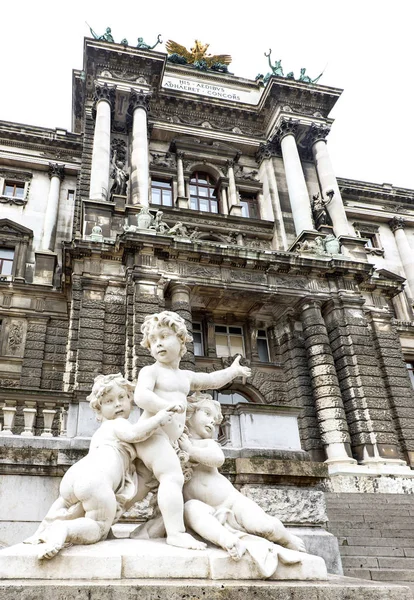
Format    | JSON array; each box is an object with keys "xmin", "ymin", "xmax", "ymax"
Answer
[{"xmin": 338, "ymin": 177, "xmax": 414, "ymax": 204}]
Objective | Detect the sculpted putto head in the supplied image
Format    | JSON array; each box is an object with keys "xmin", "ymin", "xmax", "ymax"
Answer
[
  {"xmin": 140, "ymin": 310, "xmax": 192, "ymax": 358},
  {"xmin": 87, "ymin": 373, "xmax": 135, "ymax": 422},
  {"xmin": 186, "ymin": 392, "xmax": 223, "ymax": 426}
]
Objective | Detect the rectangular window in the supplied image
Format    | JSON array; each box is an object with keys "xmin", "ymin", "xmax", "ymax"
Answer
[
  {"xmin": 67, "ymin": 189, "xmax": 75, "ymax": 202},
  {"xmin": 151, "ymin": 180, "xmax": 173, "ymax": 207},
  {"xmin": 0, "ymin": 248, "xmax": 14, "ymax": 276},
  {"xmin": 257, "ymin": 329, "xmax": 270, "ymax": 362},
  {"xmin": 239, "ymin": 195, "xmax": 259, "ymax": 219},
  {"xmin": 3, "ymin": 181, "xmax": 25, "ymax": 199},
  {"xmin": 215, "ymin": 324, "xmax": 244, "ymax": 357},
  {"xmin": 192, "ymin": 322, "xmax": 204, "ymax": 356},
  {"xmin": 407, "ymin": 362, "xmax": 414, "ymax": 389}
]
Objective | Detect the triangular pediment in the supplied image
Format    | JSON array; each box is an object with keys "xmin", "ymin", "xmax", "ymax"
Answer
[
  {"xmin": 0, "ymin": 218, "xmax": 33, "ymax": 237},
  {"xmin": 375, "ymin": 268, "xmax": 406, "ymax": 283}
]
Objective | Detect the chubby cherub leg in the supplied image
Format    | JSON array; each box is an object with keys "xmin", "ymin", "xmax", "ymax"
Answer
[
  {"xmin": 184, "ymin": 499, "xmax": 246, "ymax": 560},
  {"xmin": 38, "ymin": 486, "xmax": 117, "ymax": 560},
  {"xmin": 232, "ymin": 495, "xmax": 306, "ymax": 553},
  {"xmin": 137, "ymin": 437, "xmax": 206, "ymax": 550}
]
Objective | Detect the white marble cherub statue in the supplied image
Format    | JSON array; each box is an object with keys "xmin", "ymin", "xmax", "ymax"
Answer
[
  {"xmin": 24, "ymin": 373, "xmax": 176, "ymax": 560},
  {"xmin": 180, "ymin": 392, "xmax": 307, "ymax": 575},
  {"xmin": 133, "ymin": 310, "xmax": 252, "ymax": 550}
]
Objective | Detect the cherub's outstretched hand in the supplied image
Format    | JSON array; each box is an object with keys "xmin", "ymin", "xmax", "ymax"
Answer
[{"xmin": 231, "ymin": 355, "xmax": 252, "ymax": 379}]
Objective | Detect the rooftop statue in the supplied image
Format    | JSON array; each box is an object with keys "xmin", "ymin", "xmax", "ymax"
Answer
[
  {"xmin": 265, "ymin": 49, "xmax": 284, "ymax": 78},
  {"xmin": 166, "ymin": 39, "xmax": 232, "ymax": 72},
  {"xmin": 260, "ymin": 49, "xmax": 324, "ymax": 85},
  {"xmin": 88, "ymin": 24, "xmax": 115, "ymax": 43},
  {"xmin": 298, "ymin": 67, "xmax": 323, "ymax": 84},
  {"xmin": 137, "ymin": 34, "xmax": 162, "ymax": 50}
]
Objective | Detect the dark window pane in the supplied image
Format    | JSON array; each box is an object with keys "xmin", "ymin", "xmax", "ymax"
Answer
[
  {"xmin": 215, "ymin": 325, "xmax": 227, "ymax": 333},
  {"xmin": 258, "ymin": 338, "xmax": 269, "ymax": 362},
  {"xmin": 229, "ymin": 326, "xmax": 242, "ymax": 334}
]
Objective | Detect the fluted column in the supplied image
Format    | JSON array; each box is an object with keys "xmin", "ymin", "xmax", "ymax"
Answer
[
  {"xmin": 90, "ymin": 83, "xmax": 115, "ymax": 200},
  {"xmin": 42, "ymin": 163, "xmax": 65, "ymax": 250},
  {"xmin": 275, "ymin": 119, "xmax": 314, "ymax": 235},
  {"xmin": 128, "ymin": 90, "xmax": 151, "ymax": 206},
  {"xmin": 389, "ymin": 217, "xmax": 414, "ymax": 301},
  {"xmin": 226, "ymin": 160, "xmax": 242, "ymax": 216},
  {"xmin": 308, "ymin": 124, "xmax": 353, "ymax": 237}
]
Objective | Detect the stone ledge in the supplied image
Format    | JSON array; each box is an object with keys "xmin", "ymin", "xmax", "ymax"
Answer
[
  {"xmin": 0, "ymin": 576, "xmax": 411, "ymax": 600},
  {"xmin": 0, "ymin": 539, "xmax": 327, "ymax": 581}
]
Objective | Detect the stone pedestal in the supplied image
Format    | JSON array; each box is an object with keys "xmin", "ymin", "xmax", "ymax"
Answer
[{"xmin": 176, "ymin": 196, "xmax": 189, "ymax": 209}]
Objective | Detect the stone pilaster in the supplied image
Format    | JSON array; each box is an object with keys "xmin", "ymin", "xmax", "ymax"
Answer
[
  {"xmin": 128, "ymin": 89, "xmax": 151, "ymax": 206},
  {"xmin": 300, "ymin": 300, "xmax": 354, "ymax": 463},
  {"xmin": 74, "ymin": 279, "xmax": 108, "ymax": 392},
  {"xmin": 42, "ymin": 163, "xmax": 65, "ymax": 251},
  {"xmin": 63, "ymin": 275, "xmax": 82, "ymax": 392},
  {"xmin": 205, "ymin": 314, "xmax": 217, "ymax": 358},
  {"xmin": 307, "ymin": 124, "xmax": 353, "ymax": 238},
  {"xmin": 275, "ymin": 313, "xmax": 324, "ymax": 461},
  {"xmin": 226, "ymin": 160, "xmax": 242, "ymax": 217},
  {"xmin": 324, "ymin": 298, "xmax": 402, "ymax": 463},
  {"xmin": 90, "ymin": 83, "xmax": 116, "ymax": 200},
  {"xmin": 41, "ymin": 318, "xmax": 69, "ymax": 390},
  {"xmin": 389, "ymin": 216, "xmax": 414, "ymax": 301},
  {"xmin": 170, "ymin": 283, "xmax": 195, "ymax": 371},
  {"xmin": 176, "ymin": 151, "xmax": 188, "ymax": 208},
  {"xmin": 102, "ymin": 287, "xmax": 127, "ymax": 376},
  {"xmin": 274, "ymin": 118, "xmax": 314, "ymax": 235},
  {"xmin": 369, "ymin": 311, "xmax": 414, "ymax": 466},
  {"xmin": 20, "ymin": 319, "xmax": 48, "ymax": 389},
  {"xmin": 256, "ymin": 142, "xmax": 287, "ymax": 250}
]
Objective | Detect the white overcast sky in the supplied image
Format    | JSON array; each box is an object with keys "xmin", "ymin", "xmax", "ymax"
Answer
[{"xmin": 2, "ymin": 0, "xmax": 413, "ymax": 189}]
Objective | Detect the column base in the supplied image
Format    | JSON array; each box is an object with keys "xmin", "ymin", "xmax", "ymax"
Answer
[
  {"xmin": 34, "ymin": 251, "xmax": 57, "ymax": 286},
  {"xmin": 175, "ymin": 196, "xmax": 189, "ymax": 209},
  {"xmin": 112, "ymin": 194, "xmax": 127, "ymax": 212}
]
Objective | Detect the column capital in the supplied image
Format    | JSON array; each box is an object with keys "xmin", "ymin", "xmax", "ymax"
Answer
[
  {"xmin": 274, "ymin": 117, "xmax": 299, "ymax": 143},
  {"xmin": 176, "ymin": 150, "xmax": 185, "ymax": 160},
  {"xmin": 93, "ymin": 82, "xmax": 116, "ymax": 114},
  {"xmin": 128, "ymin": 89, "xmax": 151, "ymax": 114},
  {"xmin": 305, "ymin": 122, "xmax": 331, "ymax": 148},
  {"xmin": 255, "ymin": 141, "xmax": 278, "ymax": 164},
  {"xmin": 389, "ymin": 216, "xmax": 406, "ymax": 232},
  {"xmin": 48, "ymin": 163, "xmax": 65, "ymax": 181}
]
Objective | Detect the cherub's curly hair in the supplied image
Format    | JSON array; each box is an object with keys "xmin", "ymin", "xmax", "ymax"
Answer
[
  {"xmin": 87, "ymin": 373, "xmax": 135, "ymax": 421},
  {"xmin": 140, "ymin": 311, "xmax": 192, "ymax": 358},
  {"xmin": 186, "ymin": 391, "xmax": 223, "ymax": 425}
]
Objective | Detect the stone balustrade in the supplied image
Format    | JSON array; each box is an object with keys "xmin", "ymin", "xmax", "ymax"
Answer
[{"xmin": 0, "ymin": 400, "xmax": 68, "ymax": 438}]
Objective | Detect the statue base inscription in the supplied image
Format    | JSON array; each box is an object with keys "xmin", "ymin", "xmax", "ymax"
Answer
[{"xmin": 0, "ymin": 538, "xmax": 327, "ymax": 581}]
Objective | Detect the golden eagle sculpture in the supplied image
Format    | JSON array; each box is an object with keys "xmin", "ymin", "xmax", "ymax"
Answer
[{"xmin": 165, "ymin": 39, "xmax": 232, "ymax": 69}]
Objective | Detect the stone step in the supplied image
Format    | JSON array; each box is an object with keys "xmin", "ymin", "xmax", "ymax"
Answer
[
  {"xmin": 343, "ymin": 556, "xmax": 414, "ymax": 570},
  {"xmin": 338, "ymin": 536, "xmax": 414, "ymax": 547},
  {"xmin": 340, "ymin": 546, "xmax": 405, "ymax": 557}
]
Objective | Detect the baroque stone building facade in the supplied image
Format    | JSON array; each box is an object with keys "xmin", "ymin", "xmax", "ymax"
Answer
[{"xmin": 1, "ymin": 37, "xmax": 414, "ymax": 576}]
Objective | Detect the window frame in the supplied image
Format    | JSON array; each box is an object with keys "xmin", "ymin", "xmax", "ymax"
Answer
[
  {"xmin": 239, "ymin": 194, "xmax": 260, "ymax": 219},
  {"xmin": 192, "ymin": 321, "xmax": 205, "ymax": 357},
  {"xmin": 189, "ymin": 172, "xmax": 219, "ymax": 214},
  {"xmin": 0, "ymin": 247, "xmax": 15, "ymax": 277},
  {"xmin": 407, "ymin": 361, "xmax": 414, "ymax": 389},
  {"xmin": 150, "ymin": 179, "xmax": 173, "ymax": 207},
  {"xmin": 215, "ymin": 324, "xmax": 245, "ymax": 358},
  {"xmin": 257, "ymin": 328, "xmax": 270, "ymax": 362}
]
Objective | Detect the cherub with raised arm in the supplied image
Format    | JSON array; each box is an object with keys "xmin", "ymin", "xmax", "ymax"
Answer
[
  {"xmin": 134, "ymin": 311, "xmax": 251, "ymax": 550},
  {"xmin": 24, "ymin": 373, "xmax": 176, "ymax": 560},
  {"xmin": 180, "ymin": 392, "xmax": 306, "ymax": 571}
]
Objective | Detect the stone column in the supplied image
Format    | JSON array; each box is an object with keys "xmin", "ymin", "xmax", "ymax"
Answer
[
  {"xmin": 15, "ymin": 240, "xmax": 28, "ymax": 281},
  {"xmin": 226, "ymin": 160, "xmax": 242, "ymax": 217},
  {"xmin": 274, "ymin": 312, "xmax": 324, "ymax": 461},
  {"xmin": 300, "ymin": 300, "xmax": 355, "ymax": 464},
  {"xmin": 275, "ymin": 118, "xmax": 314, "ymax": 235},
  {"xmin": 220, "ymin": 186, "xmax": 229, "ymax": 215},
  {"xmin": 308, "ymin": 124, "xmax": 353, "ymax": 237},
  {"xmin": 170, "ymin": 283, "xmax": 195, "ymax": 370},
  {"xmin": 128, "ymin": 90, "xmax": 151, "ymax": 206},
  {"xmin": 368, "ymin": 310, "xmax": 414, "ymax": 466},
  {"xmin": 205, "ymin": 314, "xmax": 217, "ymax": 358},
  {"xmin": 389, "ymin": 217, "xmax": 414, "ymax": 301},
  {"xmin": 42, "ymin": 163, "xmax": 65, "ymax": 251},
  {"xmin": 90, "ymin": 83, "xmax": 115, "ymax": 201},
  {"xmin": 324, "ymin": 297, "xmax": 402, "ymax": 464},
  {"xmin": 257, "ymin": 143, "xmax": 287, "ymax": 249},
  {"xmin": 177, "ymin": 151, "xmax": 186, "ymax": 198}
]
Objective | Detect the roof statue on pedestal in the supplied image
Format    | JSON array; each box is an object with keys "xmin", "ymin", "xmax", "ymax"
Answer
[
  {"xmin": 166, "ymin": 39, "xmax": 232, "ymax": 73},
  {"xmin": 137, "ymin": 34, "xmax": 163, "ymax": 50},
  {"xmin": 88, "ymin": 24, "xmax": 115, "ymax": 43},
  {"xmin": 258, "ymin": 49, "xmax": 324, "ymax": 85}
]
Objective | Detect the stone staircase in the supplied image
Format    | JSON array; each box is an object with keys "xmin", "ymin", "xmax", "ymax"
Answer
[{"xmin": 325, "ymin": 492, "xmax": 414, "ymax": 593}]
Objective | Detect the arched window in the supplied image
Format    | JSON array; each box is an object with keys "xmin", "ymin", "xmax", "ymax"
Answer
[
  {"xmin": 213, "ymin": 390, "xmax": 250, "ymax": 405},
  {"xmin": 189, "ymin": 172, "xmax": 218, "ymax": 213}
]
